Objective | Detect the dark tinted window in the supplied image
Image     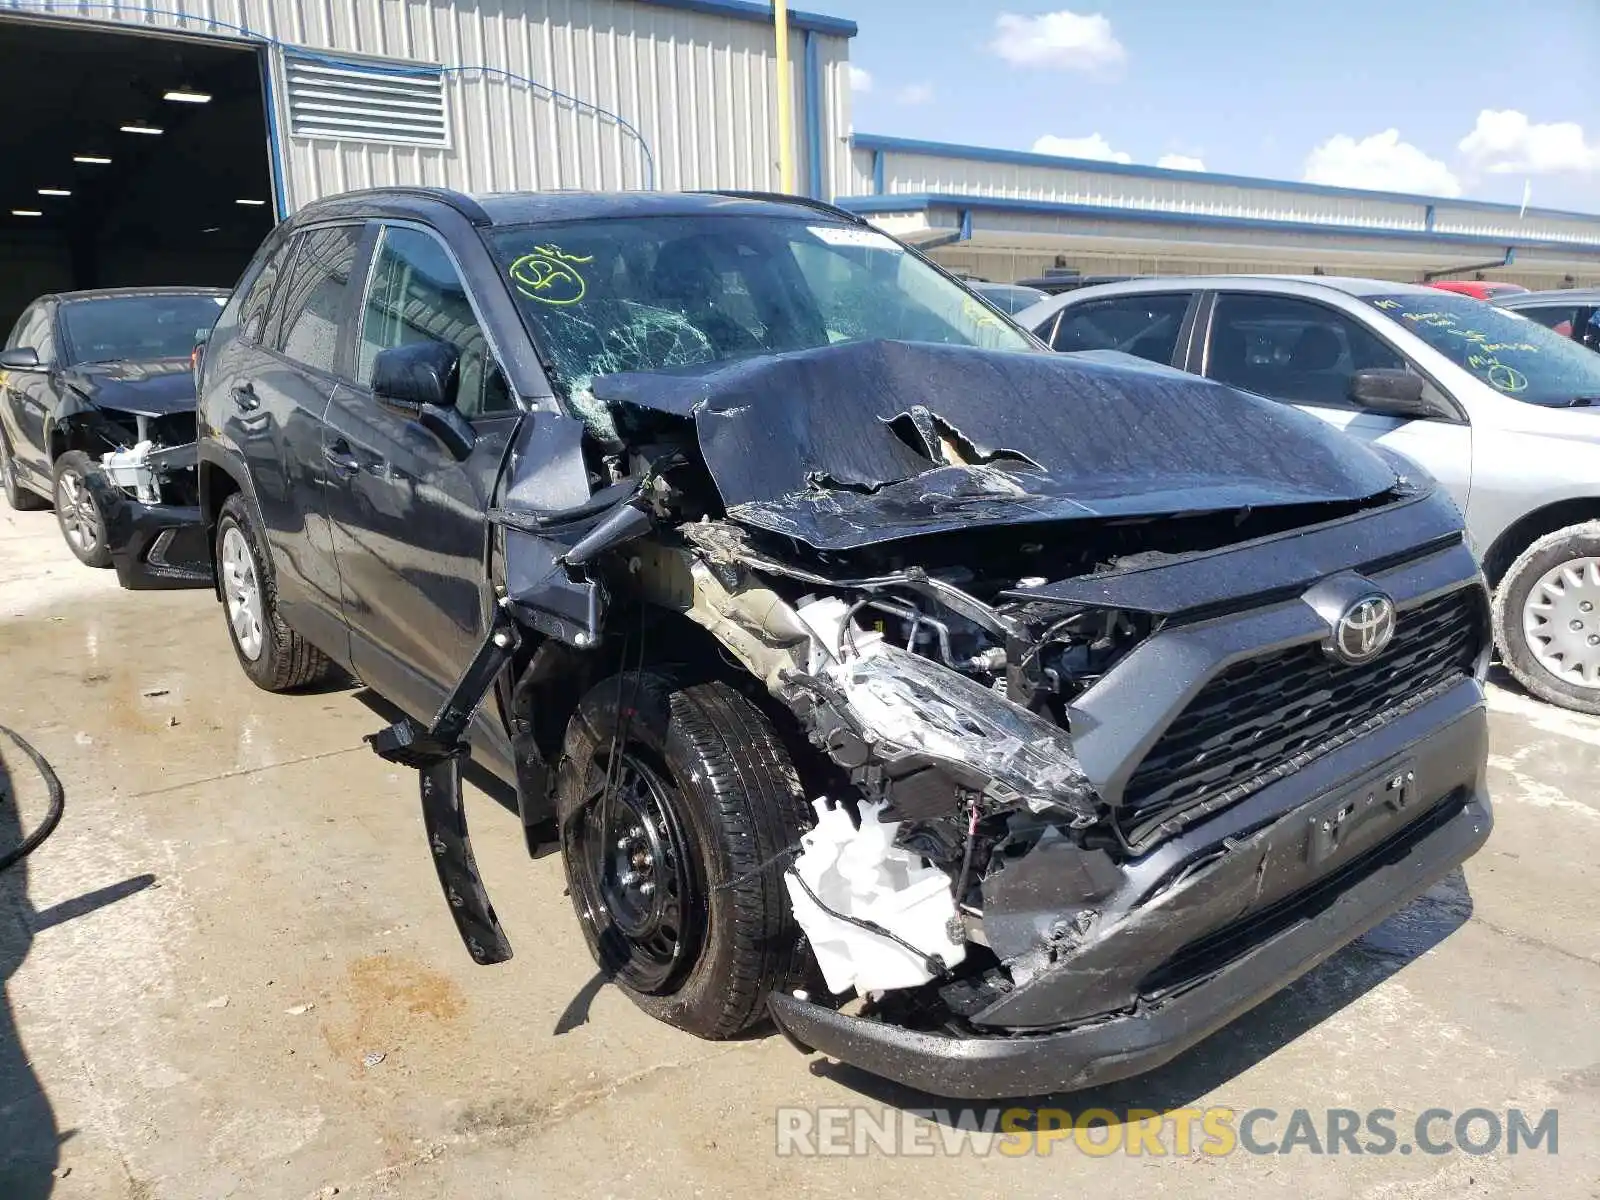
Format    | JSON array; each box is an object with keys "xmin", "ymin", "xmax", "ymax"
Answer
[
  {"xmin": 1207, "ymin": 293, "xmax": 1404, "ymax": 406},
  {"xmin": 358, "ymin": 226, "xmax": 512, "ymax": 420},
  {"xmin": 1050, "ymin": 293, "xmax": 1190, "ymax": 364},
  {"xmin": 276, "ymin": 225, "xmax": 363, "ymax": 374},
  {"xmin": 9, "ymin": 306, "xmax": 48, "ymax": 354},
  {"xmin": 59, "ymin": 294, "xmax": 223, "ymax": 365},
  {"xmin": 236, "ymin": 237, "xmax": 294, "ymax": 345}
]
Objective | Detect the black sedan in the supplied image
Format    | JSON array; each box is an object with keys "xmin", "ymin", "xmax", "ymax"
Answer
[{"xmin": 0, "ymin": 287, "xmax": 226, "ymax": 565}]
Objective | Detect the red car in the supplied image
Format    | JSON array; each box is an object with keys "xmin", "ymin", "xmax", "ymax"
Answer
[{"xmin": 1427, "ymin": 280, "xmax": 1530, "ymax": 301}]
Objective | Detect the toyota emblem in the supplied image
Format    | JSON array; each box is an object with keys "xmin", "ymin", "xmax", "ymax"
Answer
[{"xmin": 1331, "ymin": 594, "xmax": 1397, "ymax": 665}]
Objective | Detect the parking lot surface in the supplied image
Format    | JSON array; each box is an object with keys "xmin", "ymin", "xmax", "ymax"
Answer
[{"xmin": 2, "ymin": 503, "xmax": 1597, "ymax": 1199}]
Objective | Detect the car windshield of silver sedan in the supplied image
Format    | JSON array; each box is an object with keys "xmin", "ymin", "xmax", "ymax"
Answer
[
  {"xmin": 489, "ymin": 216, "xmax": 1031, "ymax": 415},
  {"xmin": 1367, "ymin": 292, "xmax": 1600, "ymax": 406},
  {"xmin": 59, "ymin": 294, "xmax": 226, "ymax": 366}
]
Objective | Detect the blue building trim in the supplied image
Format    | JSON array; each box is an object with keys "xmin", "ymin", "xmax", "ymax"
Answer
[
  {"xmin": 852, "ymin": 132, "xmax": 1600, "ymax": 225},
  {"xmin": 803, "ymin": 31, "xmax": 824, "ymax": 198},
  {"xmin": 258, "ymin": 50, "xmax": 289, "ymax": 218},
  {"xmin": 872, "ymin": 149, "xmax": 886, "ymax": 195},
  {"xmin": 834, "ymin": 192, "xmax": 1600, "ymax": 256},
  {"xmin": 640, "ymin": 0, "xmax": 857, "ymax": 38}
]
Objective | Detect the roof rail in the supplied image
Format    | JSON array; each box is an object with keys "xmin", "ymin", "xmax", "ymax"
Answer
[
  {"xmin": 696, "ymin": 190, "xmax": 870, "ymax": 226},
  {"xmin": 312, "ymin": 186, "xmax": 493, "ymax": 227}
]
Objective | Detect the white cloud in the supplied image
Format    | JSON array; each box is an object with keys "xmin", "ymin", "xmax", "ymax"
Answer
[
  {"xmin": 1032, "ymin": 133, "xmax": 1132, "ymax": 163},
  {"xmin": 848, "ymin": 65, "xmax": 873, "ymax": 93},
  {"xmin": 1156, "ymin": 153, "xmax": 1206, "ymax": 171},
  {"xmin": 991, "ymin": 10, "xmax": 1125, "ymax": 71},
  {"xmin": 1459, "ymin": 109, "xmax": 1600, "ymax": 174},
  {"xmin": 895, "ymin": 82, "xmax": 935, "ymax": 106},
  {"xmin": 1303, "ymin": 129, "xmax": 1461, "ymax": 197}
]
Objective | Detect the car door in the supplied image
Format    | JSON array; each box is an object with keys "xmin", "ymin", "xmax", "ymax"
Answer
[
  {"xmin": 220, "ymin": 222, "xmax": 370, "ymax": 660},
  {"xmin": 1038, "ymin": 291, "xmax": 1198, "ymax": 367},
  {"xmin": 1196, "ymin": 291, "xmax": 1474, "ymax": 514},
  {"xmin": 2, "ymin": 304, "xmax": 59, "ymax": 479},
  {"xmin": 321, "ymin": 221, "xmax": 521, "ymax": 763}
]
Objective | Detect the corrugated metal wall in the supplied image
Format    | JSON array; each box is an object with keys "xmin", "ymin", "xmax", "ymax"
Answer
[
  {"xmin": 0, "ymin": 0, "xmax": 852, "ymax": 208},
  {"xmin": 852, "ymin": 142, "xmax": 1600, "ymax": 250}
]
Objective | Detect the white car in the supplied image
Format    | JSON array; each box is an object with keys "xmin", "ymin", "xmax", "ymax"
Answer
[{"xmin": 1019, "ymin": 275, "xmax": 1600, "ymax": 713}]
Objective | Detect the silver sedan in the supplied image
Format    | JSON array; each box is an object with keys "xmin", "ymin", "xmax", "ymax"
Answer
[{"xmin": 1018, "ymin": 275, "xmax": 1600, "ymax": 714}]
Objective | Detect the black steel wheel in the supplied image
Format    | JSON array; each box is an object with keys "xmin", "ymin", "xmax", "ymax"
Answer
[
  {"xmin": 567, "ymin": 749, "xmax": 705, "ymax": 995},
  {"xmin": 555, "ymin": 671, "xmax": 815, "ymax": 1039}
]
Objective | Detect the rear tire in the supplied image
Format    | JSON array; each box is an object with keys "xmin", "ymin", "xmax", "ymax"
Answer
[
  {"xmin": 52, "ymin": 450, "xmax": 111, "ymax": 567},
  {"xmin": 1493, "ymin": 521, "xmax": 1600, "ymax": 715},
  {"xmin": 555, "ymin": 671, "xmax": 815, "ymax": 1039},
  {"xmin": 215, "ymin": 493, "xmax": 335, "ymax": 692},
  {"xmin": 1, "ymin": 436, "xmax": 48, "ymax": 511}
]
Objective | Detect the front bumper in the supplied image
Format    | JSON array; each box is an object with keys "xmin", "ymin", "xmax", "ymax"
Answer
[
  {"xmin": 84, "ymin": 470, "xmax": 211, "ymax": 591},
  {"xmin": 767, "ymin": 685, "xmax": 1491, "ymax": 1099}
]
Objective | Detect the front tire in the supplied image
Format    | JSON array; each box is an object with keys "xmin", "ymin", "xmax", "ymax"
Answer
[
  {"xmin": 555, "ymin": 671, "xmax": 815, "ymax": 1039},
  {"xmin": 52, "ymin": 451, "xmax": 111, "ymax": 567},
  {"xmin": 1, "ymin": 436, "xmax": 48, "ymax": 511},
  {"xmin": 1494, "ymin": 521, "xmax": 1600, "ymax": 715},
  {"xmin": 215, "ymin": 493, "xmax": 335, "ymax": 692}
]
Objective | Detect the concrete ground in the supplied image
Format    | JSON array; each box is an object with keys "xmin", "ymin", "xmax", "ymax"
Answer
[{"xmin": 1, "ymin": 501, "xmax": 1596, "ymax": 1200}]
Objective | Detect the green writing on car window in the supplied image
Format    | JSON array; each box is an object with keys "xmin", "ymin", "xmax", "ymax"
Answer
[
  {"xmin": 1399, "ymin": 310, "xmax": 1534, "ymax": 393},
  {"xmin": 509, "ymin": 245, "xmax": 595, "ymax": 306}
]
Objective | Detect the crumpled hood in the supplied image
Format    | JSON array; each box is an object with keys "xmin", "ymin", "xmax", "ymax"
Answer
[
  {"xmin": 592, "ymin": 340, "xmax": 1402, "ymax": 551},
  {"xmin": 64, "ymin": 358, "xmax": 195, "ymax": 418}
]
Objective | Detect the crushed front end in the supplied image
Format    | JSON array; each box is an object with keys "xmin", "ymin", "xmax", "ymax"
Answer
[
  {"xmin": 378, "ymin": 341, "xmax": 1494, "ymax": 1097},
  {"xmin": 85, "ymin": 425, "xmax": 209, "ymax": 590}
]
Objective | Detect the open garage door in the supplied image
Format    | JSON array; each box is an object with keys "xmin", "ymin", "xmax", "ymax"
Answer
[{"xmin": 0, "ymin": 17, "xmax": 276, "ymax": 333}]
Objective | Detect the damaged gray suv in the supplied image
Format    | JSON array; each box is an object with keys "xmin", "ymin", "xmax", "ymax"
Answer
[{"xmin": 188, "ymin": 188, "xmax": 1492, "ymax": 1098}]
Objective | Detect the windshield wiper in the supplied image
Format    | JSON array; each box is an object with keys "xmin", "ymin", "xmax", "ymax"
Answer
[{"xmin": 1566, "ymin": 396, "xmax": 1600, "ymax": 408}]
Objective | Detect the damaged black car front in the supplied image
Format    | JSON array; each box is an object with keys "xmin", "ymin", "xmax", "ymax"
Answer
[
  {"xmin": 375, "ymin": 203, "xmax": 1492, "ymax": 1099},
  {"xmin": 4, "ymin": 288, "xmax": 223, "ymax": 584}
]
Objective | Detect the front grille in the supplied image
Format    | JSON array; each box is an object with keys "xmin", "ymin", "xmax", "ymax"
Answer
[{"xmin": 1121, "ymin": 587, "xmax": 1486, "ymax": 841}]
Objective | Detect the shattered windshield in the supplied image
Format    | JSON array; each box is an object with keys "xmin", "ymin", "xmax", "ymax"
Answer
[
  {"xmin": 1367, "ymin": 292, "xmax": 1600, "ymax": 406},
  {"xmin": 488, "ymin": 216, "xmax": 1032, "ymax": 417}
]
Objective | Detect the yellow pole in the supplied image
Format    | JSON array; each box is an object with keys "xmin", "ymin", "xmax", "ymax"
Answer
[{"xmin": 773, "ymin": 0, "xmax": 796, "ymax": 194}]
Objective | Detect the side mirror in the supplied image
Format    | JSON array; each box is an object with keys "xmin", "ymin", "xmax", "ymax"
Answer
[
  {"xmin": 1348, "ymin": 368, "xmax": 1439, "ymax": 419},
  {"xmin": 0, "ymin": 347, "xmax": 44, "ymax": 371},
  {"xmin": 373, "ymin": 340, "xmax": 460, "ymax": 412},
  {"xmin": 372, "ymin": 340, "xmax": 476, "ymax": 462}
]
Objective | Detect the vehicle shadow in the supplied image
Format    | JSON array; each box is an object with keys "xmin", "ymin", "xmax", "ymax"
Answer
[
  {"xmin": 0, "ymin": 744, "xmax": 60, "ymax": 1200},
  {"xmin": 807, "ymin": 868, "xmax": 1474, "ymax": 1121}
]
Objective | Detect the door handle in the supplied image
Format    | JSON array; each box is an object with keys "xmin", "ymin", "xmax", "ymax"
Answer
[
  {"xmin": 231, "ymin": 383, "xmax": 261, "ymax": 412},
  {"xmin": 323, "ymin": 440, "xmax": 361, "ymax": 478}
]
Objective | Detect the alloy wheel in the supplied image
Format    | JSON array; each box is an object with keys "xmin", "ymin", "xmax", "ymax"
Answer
[{"xmin": 220, "ymin": 524, "xmax": 266, "ymax": 662}]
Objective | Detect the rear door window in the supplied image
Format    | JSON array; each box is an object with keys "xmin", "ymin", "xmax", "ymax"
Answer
[
  {"xmin": 1205, "ymin": 292, "xmax": 1404, "ymax": 407},
  {"xmin": 234, "ymin": 238, "xmax": 295, "ymax": 345},
  {"xmin": 274, "ymin": 225, "xmax": 364, "ymax": 375},
  {"xmin": 1050, "ymin": 293, "xmax": 1192, "ymax": 365}
]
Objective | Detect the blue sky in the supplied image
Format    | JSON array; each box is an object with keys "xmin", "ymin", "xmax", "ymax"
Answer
[{"xmin": 828, "ymin": 0, "xmax": 1600, "ymax": 212}]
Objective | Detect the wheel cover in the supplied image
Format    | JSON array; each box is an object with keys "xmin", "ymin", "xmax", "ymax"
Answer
[
  {"xmin": 220, "ymin": 525, "xmax": 266, "ymax": 662},
  {"xmin": 55, "ymin": 468, "xmax": 101, "ymax": 553},
  {"xmin": 1522, "ymin": 555, "xmax": 1600, "ymax": 690},
  {"xmin": 569, "ymin": 750, "xmax": 704, "ymax": 994}
]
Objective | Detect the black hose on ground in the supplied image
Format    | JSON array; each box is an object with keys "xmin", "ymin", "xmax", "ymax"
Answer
[{"xmin": 0, "ymin": 724, "xmax": 64, "ymax": 873}]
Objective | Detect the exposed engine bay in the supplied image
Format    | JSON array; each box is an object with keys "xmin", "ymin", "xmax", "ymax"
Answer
[{"xmin": 368, "ymin": 339, "xmax": 1489, "ymax": 1055}]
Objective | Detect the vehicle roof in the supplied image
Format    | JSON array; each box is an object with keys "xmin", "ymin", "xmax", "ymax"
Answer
[
  {"xmin": 46, "ymin": 286, "xmax": 230, "ymax": 304},
  {"xmin": 1497, "ymin": 288, "xmax": 1600, "ymax": 307},
  {"xmin": 291, "ymin": 186, "xmax": 860, "ymax": 230}
]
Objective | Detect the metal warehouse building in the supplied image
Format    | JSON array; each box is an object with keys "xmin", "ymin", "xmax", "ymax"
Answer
[
  {"xmin": 0, "ymin": 0, "xmax": 856, "ymax": 327},
  {"xmin": 6, "ymin": 0, "xmax": 1600, "ymax": 334}
]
